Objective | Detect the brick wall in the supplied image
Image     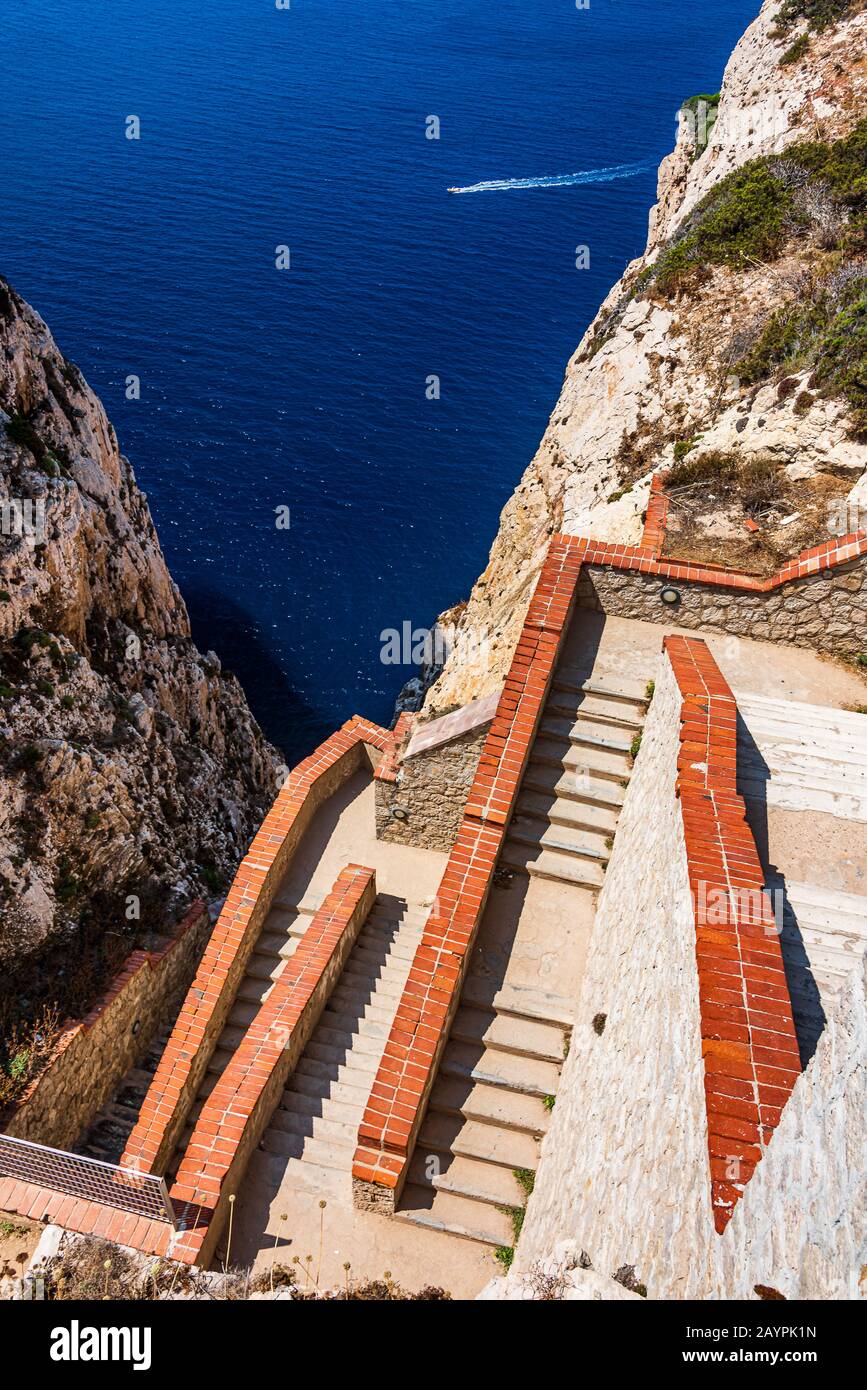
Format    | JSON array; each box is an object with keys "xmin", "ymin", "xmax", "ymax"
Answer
[
  {"xmin": 122, "ymin": 716, "xmax": 390, "ymax": 1177},
  {"xmin": 575, "ymin": 531, "xmax": 867, "ymax": 657},
  {"xmin": 3, "ymin": 901, "xmax": 209, "ymax": 1151},
  {"xmin": 352, "ymin": 539, "xmax": 584, "ymax": 1207},
  {"xmin": 664, "ymin": 635, "xmax": 801, "ymax": 1232},
  {"xmin": 169, "ymin": 864, "xmax": 376, "ymax": 1266}
]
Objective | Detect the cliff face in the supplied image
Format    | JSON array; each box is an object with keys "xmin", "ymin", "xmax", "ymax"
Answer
[
  {"xmin": 425, "ymin": 0, "xmax": 867, "ymax": 714},
  {"xmin": 0, "ymin": 277, "xmax": 281, "ymax": 975}
]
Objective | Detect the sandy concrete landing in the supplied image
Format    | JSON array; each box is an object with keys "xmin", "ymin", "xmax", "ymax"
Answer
[
  {"xmin": 274, "ymin": 769, "xmax": 446, "ymax": 910},
  {"xmin": 466, "ymin": 873, "xmax": 595, "ymax": 1013},
  {"xmin": 565, "ymin": 610, "xmax": 867, "ymax": 710},
  {"xmin": 223, "ymin": 1165, "xmax": 497, "ymax": 1299}
]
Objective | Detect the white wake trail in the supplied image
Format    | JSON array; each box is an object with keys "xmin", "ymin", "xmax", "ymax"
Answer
[{"xmin": 449, "ymin": 161, "xmax": 655, "ymax": 194}]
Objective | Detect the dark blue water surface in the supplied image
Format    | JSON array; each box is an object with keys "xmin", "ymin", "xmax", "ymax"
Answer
[{"xmin": 2, "ymin": 0, "xmax": 758, "ymax": 761}]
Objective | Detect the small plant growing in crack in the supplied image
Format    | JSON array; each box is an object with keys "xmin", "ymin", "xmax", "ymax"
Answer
[
  {"xmin": 629, "ymin": 732, "xmax": 643, "ymax": 761},
  {"xmin": 592, "ymin": 1012, "xmax": 607, "ymax": 1036},
  {"xmin": 542, "ymin": 1093, "xmax": 556, "ymax": 1112}
]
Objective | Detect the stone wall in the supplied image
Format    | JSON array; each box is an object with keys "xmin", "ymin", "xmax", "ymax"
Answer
[
  {"xmin": 577, "ymin": 553, "xmax": 867, "ymax": 657},
  {"xmin": 511, "ymin": 654, "xmax": 715, "ymax": 1297},
  {"xmin": 374, "ymin": 724, "xmax": 489, "ymax": 852},
  {"xmin": 4, "ymin": 902, "xmax": 209, "ymax": 1151}
]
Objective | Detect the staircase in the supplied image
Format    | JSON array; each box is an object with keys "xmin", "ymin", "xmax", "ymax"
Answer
[
  {"xmin": 170, "ymin": 892, "xmax": 322, "ymax": 1172},
  {"xmin": 737, "ymin": 694, "xmax": 867, "ymax": 823},
  {"xmin": 395, "ymin": 989, "xmax": 570, "ymax": 1248},
  {"xmin": 245, "ymin": 897, "xmax": 427, "ymax": 1200},
  {"xmin": 77, "ymin": 1026, "xmax": 172, "ymax": 1164},
  {"xmin": 502, "ymin": 668, "xmax": 649, "ymax": 889},
  {"xmin": 778, "ymin": 879, "xmax": 867, "ymax": 1064}
]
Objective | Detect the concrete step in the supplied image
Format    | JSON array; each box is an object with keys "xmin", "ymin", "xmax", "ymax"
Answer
[
  {"xmin": 354, "ymin": 933, "xmax": 418, "ymax": 964},
  {"xmin": 236, "ymin": 975, "xmax": 276, "ymax": 1006},
  {"xmin": 531, "ymin": 737, "xmax": 631, "ymax": 783},
  {"xmin": 326, "ymin": 988, "xmax": 396, "ymax": 1025},
  {"xmin": 306, "ymin": 1029, "xmax": 385, "ymax": 1062},
  {"xmin": 506, "ymin": 815, "xmax": 610, "ymax": 864},
  {"xmin": 284, "ymin": 1071, "xmax": 370, "ymax": 1108},
  {"xmin": 553, "ymin": 671, "xmax": 649, "ymax": 707},
  {"xmin": 340, "ymin": 956, "xmax": 410, "ymax": 992},
  {"xmin": 545, "ymin": 692, "xmax": 644, "ymax": 732},
  {"xmin": 539, "ymin": 714, "xmax": 633, "ymax": 755},
  {"xmin": 244, "ymin": 952, "xmax": 287, "ymax": 983},
  {"xmin": 293, "ymin": 1053, "xmax": 378, "ymax": 1090},
  {"xmin": 417, "ymin": 1113, "xmax": 539, "ymax": 1172},
  {"xmin": 784, "ymin": 881, "xmax": 867, "ymax": 926},
  {"xmin": 440, "ymin": 1041, "xmax": 560, "ymax": 1097},
  {"xmin": 450, "ymin": 1005, "xmax": 566, "ymax": 1064},
  {"xmin": 460, "ymin": 976, "xmax": 576, "ymax": 1029},
  {"xmin": 521, "ymin": 764, "xmax": 625, "ymax": 811},
  {"xmin": 278, "ymin": 1090, "xmax": 362, "ymax": 1126},
  {"xmin": 260, "ymin": 1126, "xmax": 356, "ymax": 1165},
  {"xmin": 318, "ymin": 1007, "xmax": 391, "ymax": 1040},
  {"xmin": 427, "ymin": 1076, "xmax": 550, "ymax": 1136},
  {"xmin": 500, "ymin": 841, "xmax": 606, "ymax": 890},
  {"xmin": 407, "ymin": 1149, "xmax": 527, "ymax": 1209},
  {"xmin": 269, "ymin": 1106, "xmax": 359, "ymax": 1146},
  {"xmin": 514, "ymin": 789, "xmax": 619, "ymax": 837},
  {"xmin": 395, "ymin": 1185, "xmax": 515, "ymax": 1247}
]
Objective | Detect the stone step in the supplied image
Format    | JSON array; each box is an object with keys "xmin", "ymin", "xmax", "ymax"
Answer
[
  {"xmin": 236, "ymin": 975, "xmax": 276, "ymax": 1006},
  {"xmin": 460, "ymin": 976, "xmax": 576, "ymax": 1029},
  {"xmin": 244, "ymin": 952, "xmax": 287, "ymax": 983},
  {"xmin": 514, "ymin": 789, "xmax": 619, "ymax": 837},
  {"xmin": 427, "ymin": 1076, "xmax": 550, "ymax": 1136},
  {"xmin": 278, "ymin": 1090, "xmax": 362, "ymax": 1126},
  {"xmin": 506, "ymin": 816, "xmax": 610, "ymax": 864},
  {"xmin": 269, "ymin": 1108, "xmax": 359, "ymax": 1147},
  {"xmin": 529, "ymin": 741, "xmax": 630, "ymax": 785},
  {"xmin": 521, "ymin": 765, "xmax": 625, "ymax": 811},
  {"xmin": 293, "ymin": 1053, "xmax": 378, "ymax": 1090},
  {"xmin": 353, "ymin": 933, "xmax": 419, "ymax": 965},
  {"xmin": 407, "ymin": 1149, "xmax": 527, "ymax": 1210},
  {"xmin": 449, "ymin": 1005, "xmax": 566, "ymax": 1064},
  {"xmin": 553, "ymin": 671, "xmax": 649, "ymax": 707},
  {"xmin": 253, "ymin": 928, "xmax": 305, "ymax": 961},
  {"xmin": 260, "ymin": 1126, "xmax": 356, "ymax": 1164},
  {"xmin": 500, "ymin": 842, "xmax": 606, "ymax": 890},
  {"xmin": 539, "ymin": 714, "xmax": 633, "ymax": 755},
  {"xmin": 545, "ymin": 693, "xmax": 644, "ymax": 732},
  {"xmin": 340, "ymin": 956, "xmax": 410, "ymax": 991},
  {"xmin": 440, "ymin": 1041, "xmax": 560, "ymax": 1098},
  {"xmin": 395, "ymin": 1185, "xmax": 515, "ymax": 1248},
  {"xmin": 306, "ymin": 1029, "xmax": 385, "ymax": 1063},
  {"xmin": 326, "ymin": 988, "xmax": 396, "ymax": 1025},
  {"xmin": 284, "ymin": 1071, "xmax": 370, "ymax": 1108},
  {"xmin": 417, "ymin": 1113, "xmax": 539, "ymax": 1172},
  {"xmin": 318, "ymin": 1007, "xmax": 391, "ymax": 1041},
  {"xmin": 784, "ymin": 880, "xmax": 867, "ymax": 923}
]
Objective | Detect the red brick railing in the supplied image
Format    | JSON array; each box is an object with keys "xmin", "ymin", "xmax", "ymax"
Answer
[
  {"xmin": 169, "ymin": 864, "xmax": 377, "ymax": 1265},
  {"xmin": 122, "ymin": 716, "xmax": 390, "ymax": 1178},
  {"xmin": 352, "ymin": 538, "xmax": 584, "ymax": 1200},
  {"xmin": 664, "ymin": 636, "xmax": 801, "ymax": 1232}
]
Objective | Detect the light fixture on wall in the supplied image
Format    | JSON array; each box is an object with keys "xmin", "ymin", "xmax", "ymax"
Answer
[
  {"xmin": 660, "ymin": 586, "xmax": 680, "ymax": 605},
  {"xmin": 391, "ymin": 804, "xmax": 409, "ymax": 821}
]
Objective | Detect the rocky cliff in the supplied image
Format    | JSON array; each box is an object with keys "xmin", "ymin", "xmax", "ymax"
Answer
[
  {"xmin": 0, "ymin": 277, "xmax": 281, "ymax": 1002},
  {"xmin": 425, "ymin": 0, "xmax": 867, "ymax": 714}
]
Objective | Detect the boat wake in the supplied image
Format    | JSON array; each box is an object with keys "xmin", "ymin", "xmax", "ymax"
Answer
[{"xmin": 448, "ymin": 160, "xmax": 655, "ymax": 194}]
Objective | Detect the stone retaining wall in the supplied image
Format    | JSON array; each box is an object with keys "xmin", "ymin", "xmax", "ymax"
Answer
[
  {"xmin": 374, "ymin": 722, "xmax": 490, "ymax": 852},
  {"xmin": 3, "ymin": 901, "xmax": 209, "ymax": 1153},
  {"xmin": 578, "ymin": 555, "xmax": 867, "ymax": 656}
]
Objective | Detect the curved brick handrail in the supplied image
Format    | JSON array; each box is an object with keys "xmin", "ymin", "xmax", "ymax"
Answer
[
  {"xmin": 122, "ymin": 716, "xmax": 391, "ymax": 1178},
  {"xmin": 664, "ymin": 635, "xmax": 801, "ymax": 1232},
  {"xmin": 352, "ymin": 539, "xmax": 584, "ymax": 1200},
  {"xmin": 169, "ymin": 864, "xmax": 377, "ymax": 1265}
]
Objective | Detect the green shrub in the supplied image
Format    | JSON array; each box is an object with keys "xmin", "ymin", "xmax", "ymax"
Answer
[
  {"xmin": 667, "ymin": 450, "xmax": 738, "ymax": 490},
  {"xmin": 775, "ymin": 0, "xmax": 858, "ymax": 35},
  {"xmin": 646, "ymin": 121, "xmax": 867, "ymax": 298},
  {"xmin": 780, "ymin": 32, "xmax": 810, "ymax": 64},
  {"xmin": 735, "ymin": 273, "xmax": 867, "ymax": 437},
  {"xmin": 680, "ymin": 93, "xmax": 720, "ymax": 156}
]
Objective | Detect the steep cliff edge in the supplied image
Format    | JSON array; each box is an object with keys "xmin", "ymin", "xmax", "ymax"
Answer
[
  {"xmin": 425, "ymin": 0, "xmax": 867, "ymax": 713},
  {"xmin": 0, "ymin": 276, "xmax": 281, "ymax": 1010}
]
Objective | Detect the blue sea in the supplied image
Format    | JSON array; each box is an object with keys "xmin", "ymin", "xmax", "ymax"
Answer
[{"xmin": 2, "ymin": 0, "xmax": 758, "ymax": 762}]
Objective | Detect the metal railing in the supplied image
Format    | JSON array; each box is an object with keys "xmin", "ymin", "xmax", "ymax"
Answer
[{"xmin": 0, "ymin": 1132, "xmax": 176, "ymax": 1228}]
